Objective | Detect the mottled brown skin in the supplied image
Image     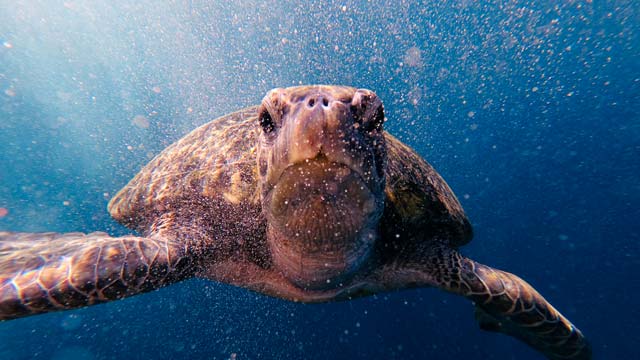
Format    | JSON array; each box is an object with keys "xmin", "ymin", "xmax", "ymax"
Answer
[{"xmin": 0, "ymin": 86, "xmax": 590, "ymax": 359}]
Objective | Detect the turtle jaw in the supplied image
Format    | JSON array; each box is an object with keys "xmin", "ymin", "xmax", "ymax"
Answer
[
  {"xmin": 262, "ymin": 157, "xmax": 383, "ymax": 290},
  {"xmin": 267, "ymin": 226, "xmax": 378, "ymax": 291}
]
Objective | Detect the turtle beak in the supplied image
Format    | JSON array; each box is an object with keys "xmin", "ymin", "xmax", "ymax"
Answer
[{"xmin": 260, "ymin": 86, "xmax": 385, "ymax": 197}]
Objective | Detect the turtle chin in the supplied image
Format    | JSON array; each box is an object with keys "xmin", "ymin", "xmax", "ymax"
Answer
[{"xmin": 264, "ymin": 160, "xmax": 383, "ymax": 290}]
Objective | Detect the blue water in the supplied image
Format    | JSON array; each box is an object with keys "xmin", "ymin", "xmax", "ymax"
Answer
[{"xmin": 0, "ymin": 1, "xmax": 638, "ymax": 359}]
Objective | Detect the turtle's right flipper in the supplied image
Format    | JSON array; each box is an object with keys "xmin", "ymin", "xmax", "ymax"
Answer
[
  {"xmin": 456, "ymin": 258, "xmax": 592, "ymax": 360},
  {"xmin": 0, "ymin": 231, "xmax": 194, "ymax": 320},
  {"xmin": 398, "ymin": 244, "xmax": 591, "ymax": 360}
]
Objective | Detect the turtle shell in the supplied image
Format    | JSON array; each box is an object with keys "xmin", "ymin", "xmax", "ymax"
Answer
[
  {"xmin": 382, "ymin": 134, "xmax": 472, "ymax": 247},
  {"xmin": 108, "ymin": 106, "xmax": 472, "ymax": 247},
  {"xmin": 108, "ymin": 106, "xmax": 262, "ymax": 235}
]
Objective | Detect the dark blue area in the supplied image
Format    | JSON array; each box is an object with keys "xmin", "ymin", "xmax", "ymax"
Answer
[{"xmin": 0, "ymin": 1, "xmax": 638, "ymax": 359}]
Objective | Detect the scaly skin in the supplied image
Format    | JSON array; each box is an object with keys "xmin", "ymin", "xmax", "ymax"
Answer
[
  {"xmin": 0, "ymin": 231, "xmax": 193, "ymax": 320},
  {"xmin": 463, "ymin": 260, "xmax": 591, "ymax": 360},
  {"xmin": 394, "ymin": 242, "xmax": 591, "ymax": 359}
]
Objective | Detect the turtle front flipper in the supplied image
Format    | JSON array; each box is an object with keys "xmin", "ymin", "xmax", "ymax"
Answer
[
  {"xmin": 402, "ymin": 244, "xmax": 591, "ymax": 359},
  {"xmin": 460, "ymin": 260, "xmax": 591, "ymax": 359},
  {"xmin": 0, "ymin": 231, "xmax": 194, "ymax": 320}
]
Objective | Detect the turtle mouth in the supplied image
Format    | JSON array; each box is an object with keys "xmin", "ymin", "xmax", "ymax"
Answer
[
  {"xmin": 266, "ymin": 156, "xmax": 375, "ymax": 223},
  {"xmin": 266, "ymin": 154, "xmax": 369, "ymax": 198}
]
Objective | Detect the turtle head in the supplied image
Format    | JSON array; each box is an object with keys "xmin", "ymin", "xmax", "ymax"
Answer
[{"xmin": 256, "ymin": 85, "xmax": 387, "ymax": 290}]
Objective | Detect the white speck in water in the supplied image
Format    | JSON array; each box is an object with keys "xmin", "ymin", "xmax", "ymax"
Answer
[
  {"xmin": 403, "ymin": 47, "xmax": 423, "ymax": 67},
  {"xmin": 132, "ymin": 114, "xmax": 150, "ymax": 129},
  {"xmin": 60, "ymin": 314, "xmax": 82, "ymax": 330}
]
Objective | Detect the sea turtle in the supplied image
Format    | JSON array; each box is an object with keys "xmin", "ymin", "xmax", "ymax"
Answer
[{"xmin": 0, "ymin": 85, "xmax": 590, "ymax": 359}]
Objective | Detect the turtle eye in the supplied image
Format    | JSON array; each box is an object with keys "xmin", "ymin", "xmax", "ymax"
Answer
[
  {"xmin": 351, "ymin": 91, "xmax": 385, "ymax": 132},
  {"xmin": 259, "ymin": 109, "xmax": 275, "ymax": 134},
  {"xmin": 368, "ymin": 105, "xmax": 385, "ymax": 131},
  {"xmin": 350, "ymin": 104, "xmax": 366, "ymax": 129},
  {"xmin": 354, "ymin": 104, "xmax": 385, "ymax": 132}
]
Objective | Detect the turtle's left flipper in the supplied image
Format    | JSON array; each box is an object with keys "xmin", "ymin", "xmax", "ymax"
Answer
[
  {"xmin": 431, "ymin": 247, "xmax": 590, "ymax": 359},
  {"xmin": 0, "ymin": 231, "xmax": 194, "ymax": 320},
  {"xmin": 396, "ymin": 244, "xmax": 591, "ymax": 360},
  {"xmin": 461, "ymin": 259, "xmax": 591, "ymax": 359}
]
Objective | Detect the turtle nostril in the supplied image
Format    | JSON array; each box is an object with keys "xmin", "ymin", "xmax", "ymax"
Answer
[{"xmin": 307, "ymin": 96, "xmax": 330, "ymax": 108}]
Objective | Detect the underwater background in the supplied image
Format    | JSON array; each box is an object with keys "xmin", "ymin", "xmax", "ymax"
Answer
[{"xmin": 0, "ymin": 0, "xmax": 637, "ymax": 359}]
